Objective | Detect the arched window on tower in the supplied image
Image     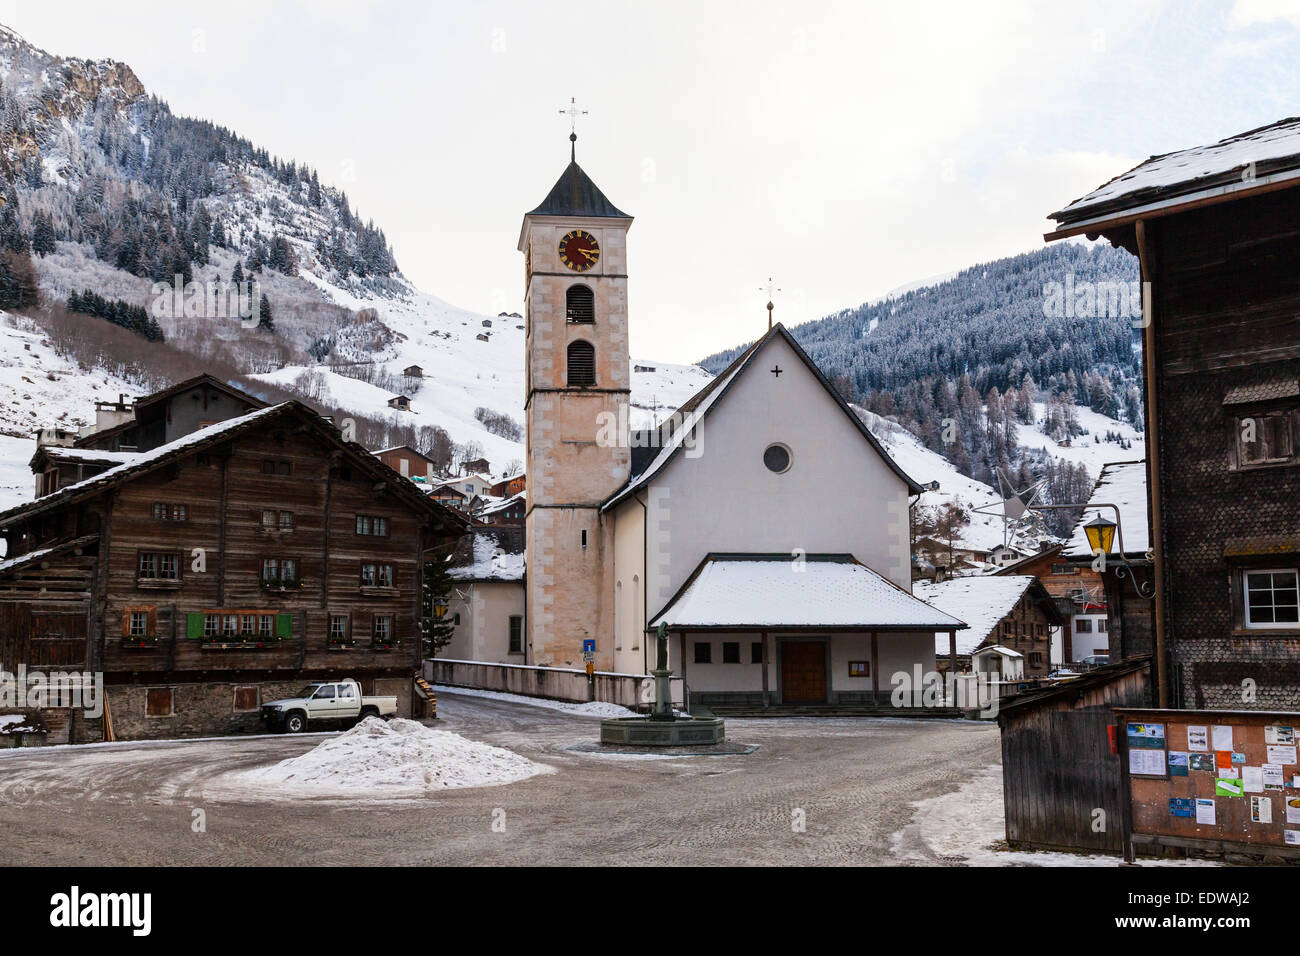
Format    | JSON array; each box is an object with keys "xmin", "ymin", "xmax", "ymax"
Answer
[
  {"xmin": 567, "ymin": 340, "xmax": 596, "ymax": 387},
  {"xmin": 566, "ymin": 285, "xmax": 595, "ymax": 324}
]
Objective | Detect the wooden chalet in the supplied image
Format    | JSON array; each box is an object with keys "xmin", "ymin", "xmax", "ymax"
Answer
[
  {"xmin": 0, "ymin": 399, "xmax": 469, "ymax": 742},
  {"xmin": 1048, "ymin": 117, "xmax": 1300, "ymax": 708},
  {"xmin": 996, "ymin": 544, "xmax": 1109, "ymax": 664},
  {"xmin": 489, "ymin": 473, "xmax": 526, "ymax": 498},
  {"xmin": 374, "ymin": 444, "xmax": 440, "ymax": 482}
]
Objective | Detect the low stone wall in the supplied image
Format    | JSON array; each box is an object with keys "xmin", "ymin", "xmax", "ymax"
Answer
[{"xmin": 426, "ymin": 658, "xmax": 683, "ymax": 710}]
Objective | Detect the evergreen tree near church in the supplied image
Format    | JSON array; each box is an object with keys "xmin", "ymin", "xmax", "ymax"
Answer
[{"xmin": 421, "ymin": 545, "xmax": 458, "ymax": 657}]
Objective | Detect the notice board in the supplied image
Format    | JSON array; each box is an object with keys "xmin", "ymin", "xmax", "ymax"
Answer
[{"xmin": 1117, "ymin": 707, "xmax": 1300, "ymax": 856}]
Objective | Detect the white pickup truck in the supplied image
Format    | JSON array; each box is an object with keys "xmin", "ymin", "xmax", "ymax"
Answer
[{"xmin": 261, "ymin": 679, "xmax": 398, "ymax": 733}]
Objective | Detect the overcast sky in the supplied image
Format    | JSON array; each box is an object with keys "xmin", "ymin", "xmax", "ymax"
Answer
[{"xmin": 3, "ymin": 0, "xmax": 1300, "ymax": 362}]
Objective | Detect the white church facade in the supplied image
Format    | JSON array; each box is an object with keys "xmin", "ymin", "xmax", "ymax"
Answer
[{"xmin": 447, "ymin": 142, "xmax": 966, "ymax": 708}]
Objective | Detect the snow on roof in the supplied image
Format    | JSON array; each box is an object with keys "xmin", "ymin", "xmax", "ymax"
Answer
[
  {"xmin": 1053, "ymin": 117, "xmax": 1300, "ymax": 225},
  {"xmin": 479, "ymin": 490, "xmax": 525, "ymax": 514},
  {"xmin": 649, "ymin": 554, "xmax": 966, "ymax": 630},
  {"xmin": 448, "ymin": 532, "xmax": 525, "ymax": 583},
  {"xmin": 0, "ymin": 535, "xmax": 98, "ymax": 578},
  {"xmin": 913, "ymin": 575, "xmax": 1038, "ymax": 656},
  {"xmin": 0, "ymin": 405, "xmax": 289, "ymax": 524},
  {"xmin": 1065, "ymin": 460, "xmax": 1148, "ymax": 560},
  {"xmin": 976, "ymin": 644, "xmax": 1023, "ymax": 659},
  {"xmin": 37, "ymin": 447, "xmax": 142, "ymax": 466}
]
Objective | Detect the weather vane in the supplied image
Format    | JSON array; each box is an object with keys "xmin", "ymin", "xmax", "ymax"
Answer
[
  {"xmin": 761, "ymin": 277, "xmax": 781, "ymax": 330},
  {"xmin": 559, "ymin": 96, "xmax": 587, "ymax": 161}
]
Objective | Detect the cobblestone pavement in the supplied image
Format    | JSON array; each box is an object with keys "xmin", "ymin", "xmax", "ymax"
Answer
[{"xmin": 0, "ymin": 691, "xmax": 999, "ymax": 865}]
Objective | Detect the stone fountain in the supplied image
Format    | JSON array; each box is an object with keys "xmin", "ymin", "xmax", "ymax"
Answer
[{"xmin": 599, "ymin": 623, "xmax": 725, "ymax": 746}]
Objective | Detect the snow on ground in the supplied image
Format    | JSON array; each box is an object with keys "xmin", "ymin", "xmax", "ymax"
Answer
[
  {"xmin": 434, "ymin": 684, "xmax": 637, "ymax": 718},
  {"xmin": 236, "ymin": 716, "xmax": 553, "ymax": 795},
  {"xmin": 892, "ymin": 763, "xmax": 1217, "ymax": 866},
  {"xmin": 0, "ymin": 313, "xmax": 139, "ymax": 439},
  {"xmin": 1022, "ymin": 401, "xmax": 1144, "ymax": 474},
  {"xmin": 0, "ymin": 433, "xmax": 35, "ymax": 523}
]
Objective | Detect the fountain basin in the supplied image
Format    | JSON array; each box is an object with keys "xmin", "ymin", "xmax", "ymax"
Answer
[{"xmin": 599, "ymin": 715, "xmax": 726, "ymax": 746}]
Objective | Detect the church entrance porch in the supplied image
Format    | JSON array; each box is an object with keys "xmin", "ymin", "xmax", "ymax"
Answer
[{"xmin": 650, "ymin": 554, "xmax": 968, "ymax": 715}]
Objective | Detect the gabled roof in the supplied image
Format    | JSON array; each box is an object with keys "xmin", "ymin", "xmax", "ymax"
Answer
[
  {"xmin": 649, "ymin": 553, "xmax": 966, "ymax": 631},
  {"xmin": 133, "ymin": 372, "xmax": 269, "ymax": 412},
  {"xmin": 1047, "ymin": 117, "xmax": 1300, "ymax": 238},
  {"xmin": 993, "ymin": 544, "xmax": 1064, "ymax": 576},
  {"xmin": 526, "ymin": 161, "xmax": 630, "ymax": 219},
  {"xmin": 603, "ymin": 324, "xmax": 923, "ymax": 509},
  {"xmin": 0, "ymin": 402, "xmax": 472, "ymax": 534}
]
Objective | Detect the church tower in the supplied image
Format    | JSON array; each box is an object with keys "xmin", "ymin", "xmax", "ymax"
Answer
[{"xmin": 519, "ymin": 133, "xmax": 633, "ymax": 669}]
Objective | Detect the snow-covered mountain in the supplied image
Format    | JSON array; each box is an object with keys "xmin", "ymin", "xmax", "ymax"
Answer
[{"xmin": 0, "ymin": 24, "xmax": 712, "ymax": 490}]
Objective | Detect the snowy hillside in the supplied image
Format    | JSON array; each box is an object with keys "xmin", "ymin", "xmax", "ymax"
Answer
[{"xmin": 854, "ymin": 407, "xmax": 1035, "ymax": 554}]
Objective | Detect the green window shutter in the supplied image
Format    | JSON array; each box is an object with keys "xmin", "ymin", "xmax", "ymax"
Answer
[
  {"xmin": 186, "ymin": 612, "xmax": 205, "ymax": 639},
  {"xmin": 275, "ymin": 613, "xmax": 293, "ymax": 639}
]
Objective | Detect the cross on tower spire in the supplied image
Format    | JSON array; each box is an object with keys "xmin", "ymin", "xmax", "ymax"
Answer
[
  {"xmin": 559, "ymin": 96, "xmax": 588, "ymax": 162},
  {"xmin": 761, "ymin": 277, "xmax": 782, "ymax": 331}
]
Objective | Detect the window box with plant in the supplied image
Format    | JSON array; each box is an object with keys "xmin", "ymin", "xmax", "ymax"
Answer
[
  {"xmin": 327, "ymin": 614, "xmax": 355, "ymax": 650},
  {"xmin": 190, "ymin": 611, "xmax": 292, "ymax": 649},
  {"xmin": 371, "ymin": 615, "xmax": 398, "ymax": 651}
]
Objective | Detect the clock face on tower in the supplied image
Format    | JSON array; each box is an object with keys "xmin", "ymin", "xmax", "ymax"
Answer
[{"xmin": 558, "ymin": 229, "xmax": 600, "ymax": 272}]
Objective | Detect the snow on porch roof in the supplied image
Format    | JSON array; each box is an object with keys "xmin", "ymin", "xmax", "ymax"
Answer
[{"xmin": 649, "ymin": 554, "xmax": 967, "ymax": 631}]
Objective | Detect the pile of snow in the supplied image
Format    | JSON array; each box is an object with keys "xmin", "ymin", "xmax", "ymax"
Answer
[
  {"xmin": 892, "ymin": 763, "xmax": 1216, "ymax": 867},
  {"xmin": 238, "ymin": 717, "xmax": 552, "ymax": 794},
  {"xmin": 0, "ymin": 713, "xmax": 41, "ymax": 734},
  {"xmin": 434, "ymin": 685, "xmax": 637, "ymax": 718}
]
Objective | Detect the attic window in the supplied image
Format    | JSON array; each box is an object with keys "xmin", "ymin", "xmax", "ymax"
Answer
[
  {"xmin": 763, "ymin": 443, "xmax": 792, "ymax": 474},
  {"xmin": 567, "ymin": 341, "xmax": 596, "ymax": 387},
  {"xmin": 566, "ymin": 285, "xmax": 595, "ymax": 324}
]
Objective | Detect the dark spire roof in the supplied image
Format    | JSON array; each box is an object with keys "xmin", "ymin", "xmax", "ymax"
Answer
[{"xmin": 527, "ymin": 160, "xmax": 630, "ymax": 219}]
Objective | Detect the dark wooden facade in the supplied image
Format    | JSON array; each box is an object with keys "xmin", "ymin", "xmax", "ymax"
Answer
[
  {"xmin": 1099, "ymin": 189, "xmax": 1300, "ymax": 708},
  {"xmin": 0, "ymin": 401, "xmax": 467, "ymax": 741},
  {"xmin": 997, "ymin": 546, "xmax": 1106, "ymax": 664},
  {"xmin": 997, "ymin": 657, "xmax": 1153, "ymax": 853}
]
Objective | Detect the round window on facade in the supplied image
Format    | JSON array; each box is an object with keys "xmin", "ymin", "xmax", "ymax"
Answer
[{"xmin": 763, "ymin": 443, "xmax": 791, "ymax": 474}]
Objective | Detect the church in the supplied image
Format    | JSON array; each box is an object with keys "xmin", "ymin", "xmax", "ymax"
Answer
[{"xmin": 449, "ymin": 136, "xmax": 966, "ymax": 708}]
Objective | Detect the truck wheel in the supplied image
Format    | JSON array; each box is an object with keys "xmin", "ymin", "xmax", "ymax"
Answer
[
  {"xmin": 359, "ymin": 706, "xmax": 378, "ymax": 721},
  {"xmin": 284, "ymin": 711, "xmax": 307, "ymax": 734}
]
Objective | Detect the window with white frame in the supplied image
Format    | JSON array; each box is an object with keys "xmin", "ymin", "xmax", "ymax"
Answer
[{"xmin": 1244, "ymin": 569, "xmax": 1300, "ymax": 629}]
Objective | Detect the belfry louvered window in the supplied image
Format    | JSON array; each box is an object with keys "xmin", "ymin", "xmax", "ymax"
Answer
[
  {"xmin": 566, "ymin": 285, "xmax": 595, "ymax": 324},
  {"xmin": 567, "ymin": 340, "xmax": 596, "ymax": 386}
]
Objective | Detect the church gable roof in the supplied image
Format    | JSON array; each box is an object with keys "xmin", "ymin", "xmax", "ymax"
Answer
[
  {"xmin": 527, "ymin": 161, "xmax": 630, "ymax": 219},
  {"xmin": 603, "ymin": 324, "xmax": 924, "ymax": 510}
]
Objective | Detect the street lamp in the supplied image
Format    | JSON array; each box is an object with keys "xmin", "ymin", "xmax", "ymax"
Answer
[{"xmin": 1084, "ymin": 515, "xmax": 1117, "ymax": 555}]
